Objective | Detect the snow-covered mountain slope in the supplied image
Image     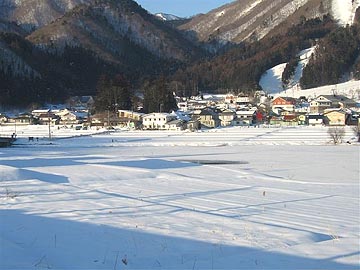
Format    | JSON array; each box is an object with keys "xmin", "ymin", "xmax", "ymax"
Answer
[
  {"xmin": 26, "ymin": 0, "xmax": 202, "ymax": 62},
  {"xmin": 291, "ymin": 48, "xmax": 316, "ymax": 86},
  {"xmin": 278, "ymin": 80, "xmax": 360, "ymax": 100},
  {"xmin": 260, "ymin": 47, "xmax": 316, "ymax": 94},
  {"xmin": 179, "ymin": 0, "xmax": 359, "ymax": 48},
  {"xmin": 261, "ymin": 65, "xmax": 360, "ymax": 101},
  {"xmin": 331, "ymin": 0, "xmax": 360, "ymax": 25},
  {"xmin": 155, "ymin": 13, "xmax": 182, "ymax": 21},
  {"xmin": 179, "ymin": 0, "xmax": 325, "ymax": 45},
  {"xmin": 259, "ymin": 63, "xmax": 287, "ymax": 93},
  {"xmin": 260, "ymin": 46, "xmax": 360, "ymax": 100},
  {"xmin": 0, "ymin": 0, "xmax": 92, "ymax": 31}
]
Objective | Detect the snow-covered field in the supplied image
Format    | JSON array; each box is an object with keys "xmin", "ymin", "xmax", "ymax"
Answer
[{"xmin": 1, "ymin": 126, "xmax": 359, "ymax": 269}]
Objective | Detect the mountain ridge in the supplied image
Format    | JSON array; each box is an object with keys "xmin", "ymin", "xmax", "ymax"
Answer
[
  {"xmin": 26, "ymin": 0, "xmax": 203, "ymax": 62},
  {"xmin": 179, "ymin": 0, "xmax": 360, "ymax": 50}
]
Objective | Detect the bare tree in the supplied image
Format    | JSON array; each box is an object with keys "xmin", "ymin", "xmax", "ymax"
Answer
[{"xmin": 328, "ymin": 127, "xmax": 345, "ymax": 144}]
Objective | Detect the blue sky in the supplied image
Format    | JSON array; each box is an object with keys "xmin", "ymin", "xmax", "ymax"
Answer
[{"xmin": 134, "ymin": 0, "xmax": 235, "ymax": 17}]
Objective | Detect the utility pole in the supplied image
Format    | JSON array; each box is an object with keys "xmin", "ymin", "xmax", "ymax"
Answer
[{"xmin": 48, "ymin": 110, "xmax": 51, "ymax": 141}]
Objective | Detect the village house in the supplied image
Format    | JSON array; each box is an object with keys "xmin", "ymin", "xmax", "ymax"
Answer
[
  {"xmin": 142, "ymin": 113, "xmax": 177, "ymax": 130},
  {"xmin": 177, "ymin": 101, "xmax": 189, "ymax": 112},
  {"xmin": 323, "ymin": 109, "xmax": 348, "ymax": 126},
  {"xmin": 346, "ymin": 111, "xmax": 359, "ymax": 126},
  {"xmin": 165, "ymin": 119, "xmax": 186, "ymax": 131},
  {"xmin": 186, "ymin": 118, "xmax": 201, "ymax": 131},
  {"xmin": 0, "ymin": 113, "xmax": 8, "ymax": 124},
  {"xmin": 7, "ymin": 113, "xmax": 34, "ymax": 125},
  {"xmin": 118, "ymin": 110, "xmax": 144, "ymax": 121},
  {"xmin": 91, "ymin": 111, "xmax": 124, "ymax": 127},
  {"xmin": 307, "ymin": 114, "xmax": 324, "ymax": 126},
  {"xmin": 186, "ymin": 100, "xmax": 207, "ymax": 111},
  {"xmin": 269, "ymin": 114, "xmax": 298, "ymax": 126},
  {"xmin": 271, "ymin": 97, "xmax": 297, "ymax": 114},
  {"xmin": 193, "ymin": 108, "xmax": 220, "ymax": 128},
  {"xmin": 236, "ymin": 95, "xmax": 251, "ymax": 107},
  {"xmin": 309, "ymin": 95, "xmax": 357, "ymax": 114},
  {"xmin": 218, "ymin": 109, "xmax": 236, "ymax": 126},
  {"xmin": 118, "ymin": 110, "xmax": 144, "ymax": 129},
  {"xmin": 90, "ymin": 114, "xmax": 106, "ymax": 127},
  {"xmin": 57, "ymin": 110, "xmax": 88, "ymax": 125},
  {"xmin": 232, "ymin": 109, "xmax": 256, "ymax": 126},
  {"xmin": 32, "ymin": 109, "xmax": 52, "ymax": 117},
  {"xmin": 224, "ymin": 93, "xmax": 237, "ymax": 104},
  {"xmin": 37, "ymin": 112, "xmax": 60, "ymax": 125}
]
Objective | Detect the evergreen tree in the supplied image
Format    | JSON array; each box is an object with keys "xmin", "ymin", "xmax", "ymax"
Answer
[
  {"xmin": 95, "ymin": 74, "xmax": 132, "ymax": 112},
  {"xmin": 143, "ymin": 77, "xmax": 178, "ymax": 113}
]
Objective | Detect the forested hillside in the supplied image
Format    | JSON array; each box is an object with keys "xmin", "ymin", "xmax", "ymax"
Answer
[
  {"xmin": 171, "ymin": 16, "xmax": 337, "ymax": 95},
  {"xmin": 0, "ymin": 0, "xmax": 202, "ymax": 109},
  {"xmin": 0, "ymin": 0, "xmax": 359, "ymax": 109},
  {"xmin": 301, "ymin": 7, "xmax": 360, "ymax": 88}
]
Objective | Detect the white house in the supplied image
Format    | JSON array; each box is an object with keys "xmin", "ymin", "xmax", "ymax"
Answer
[
  {"xmin": 32, "ymin": 109, "xmax": 51, "ymax": 117},
  {"xmin": 307, "ymin": 114, "xmax": 324, "ymax": 126},
  {"xmin": 142, "ymin": 113, "xmax": 177, "ymax": 130},
  {"xmin": 232, "ymin": 109, "xmax": 256, "ymax": 126},
  {"xmin": 165, "ymin": 120, "xmax": 185, "ymax": 131},
  {"xmin": 218, "ymin": 109, "xmax": 236, "ymax": 126},
  {"xmin": 236, "ymin": 95, "xmax": 251, "ymax": 106}
]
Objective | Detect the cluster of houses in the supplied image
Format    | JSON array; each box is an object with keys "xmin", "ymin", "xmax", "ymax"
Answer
[
  {"xmin": 0, "ymin": 96, "xmax": 93, "ymax": 127},
  {"xmin": 1, "ymin": 93, "xmax": 359, "ymax": 131}
]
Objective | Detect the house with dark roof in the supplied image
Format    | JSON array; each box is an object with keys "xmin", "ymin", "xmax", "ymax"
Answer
[
  {"xmin": 310, "ymin": 95, "xmax": 357, "ymax": 114},
  {"xmin": 193, "ymin": 108, "xmax": 220, "ymax": 128},
  {"xmin": 218, "ymin": 109, "xmax": 236, "ymax": 126}
]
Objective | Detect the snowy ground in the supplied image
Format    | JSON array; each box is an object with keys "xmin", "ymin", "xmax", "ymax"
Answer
[
  {"xmin": 259, "ymin": 63, "xmax": 287, "ymax": 94},
  {"xmin": 0, "ymin": 126, "xmax": 359, "ymax": 269},
  {"xmin": 259, "ymin": 47, "xmax": 316, "ymax": 96},
  {"xmin": 279, "ymin": 80, "xmax": 360, "ymax": 100}
]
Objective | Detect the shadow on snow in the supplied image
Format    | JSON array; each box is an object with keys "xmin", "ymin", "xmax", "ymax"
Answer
[{"xmin": 0, "ymin": 209, "xmax": 357, "ymax": 270}]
